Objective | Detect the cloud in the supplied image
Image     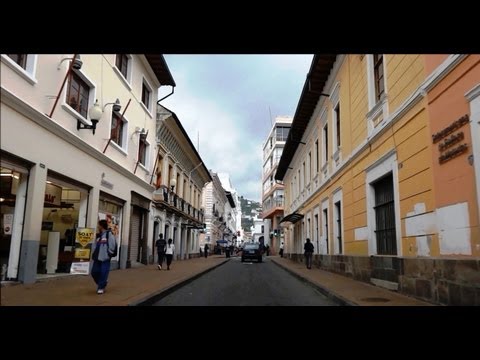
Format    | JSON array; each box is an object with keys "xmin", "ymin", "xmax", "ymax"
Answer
[{"xmin": 161, "ymin": 55, "xmax": 312, "ymax": 201}]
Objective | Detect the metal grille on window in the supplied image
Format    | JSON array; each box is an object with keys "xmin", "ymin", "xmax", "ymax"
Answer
[
  {"xmin": 335, "ymin": 201, "xmax": 342, "ymax": 254},
  {"xmin": 373, "ymin": 174, "xmax": 397, "ymax": 255}
]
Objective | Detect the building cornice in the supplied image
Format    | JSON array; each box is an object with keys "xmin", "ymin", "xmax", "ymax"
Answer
[{"xmin": 1, "ymin": 87, "xmax": 155, "ymax": 193}]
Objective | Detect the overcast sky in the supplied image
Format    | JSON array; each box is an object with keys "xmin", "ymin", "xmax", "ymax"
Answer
[{"xmin": 160, "ymin": 55, "xmax": 313, "ymax": 202}]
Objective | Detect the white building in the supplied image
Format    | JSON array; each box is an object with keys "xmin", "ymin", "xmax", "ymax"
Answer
[
  {"xmin": 1, "ymin": 54, "xmax": 174, "ymax": 283},
  {"xmin": 201, "ymin": 172, "xmax": 228, "ymax": 248},
  {"xmin": 261, "ymin": 116, "xmax": 292, "ymax": 254},
  {"xmin": 217, "ymin": 173, "xmax": 242, "ymax": 244}
]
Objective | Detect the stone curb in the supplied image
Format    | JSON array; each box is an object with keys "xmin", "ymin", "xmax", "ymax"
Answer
[
  {"xmin": 271, "ymin": 259, "xmax": 357, "ymax": 306},
  {"xmin": 129, "ymin": 258, "xmax": 231, "ymax": 306}
]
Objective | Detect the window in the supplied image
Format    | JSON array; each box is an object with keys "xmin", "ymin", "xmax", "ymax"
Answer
[
  {"xmin": 334, "ymin": 200, "xmax": 342, "ymax": 254},
  {"xmin": 142, "ymin": 81, "xmax": 151, "ymax": 111},
  {"xmin": 323, "ymin": 208, "xmax": 329, "ymax": 254},
  {"xmin": 298, "ymin": 170, "xmax": 301, "ymax": 193},
  {"xmin": 323, "ymin": 123, "xmax": 329, "ymax": 165},
  {"xmin": 276, "ymin": 126, "xmax": 290, "ymax": 141},
  {"xmin": 176, "ymin": 173, "xmax": 180, "ymax": 195},
  {"xmin": 7, "ymin": 54, "xmax": 27, "ymax": 69},
  {"xmin": 373, "ymin": 54, "xmax": 385, "ymax": 102},
  {"xmin": 308, "ymin": 152, "xmax": 312, "ymax": 183},
  {"xmin": 314, "ymin": 214, "xmax": 319, "ymax": 254},
  {"xmin": 66, "ymin": 71, "xmax": 90, "ymax": 118},
  {"xmin": 373, "ymin": 174, "xmax": 397, "ymax": 255},
  {"xmin": 115, "ymin": 54, "xmax": 129, "ymax": 79},
  {"xmin": 315, "ymin": 139, "xmax": 319, "ymax": 173},
  {"xmin": 110, "ymin": 112, "xmax": 126, "ymax": 148},
  {"xmin": 138, "ymin": 135, "xmax": 148, "ymax": 166},
  {"xmin": 334, "ymin": 103, "xmax": 341, "ymax": 150},
  {"xmin": 155, "ymin": 155, "xmax": 163, "ymax": 189},
  {"xmin": 302, "ymin": 162, "xmax": 306, "ymax": 189},
  {"xmin": 168, "ymin": 165, "xmax": 173, "ymax": 188},
  {"xmin": 2, "ymin": 54, "xmax": 37, "ymax": 84}
]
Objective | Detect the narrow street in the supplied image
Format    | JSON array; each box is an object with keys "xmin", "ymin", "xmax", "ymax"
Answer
[{"xmin": 153, "ymin": 257, "xmax": 338, "ymax": 306}]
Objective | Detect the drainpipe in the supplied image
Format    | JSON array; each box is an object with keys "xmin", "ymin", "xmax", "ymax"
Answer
[{"xmin": 157, "ymin": 86, "xmax": 175, "ymax": 105}]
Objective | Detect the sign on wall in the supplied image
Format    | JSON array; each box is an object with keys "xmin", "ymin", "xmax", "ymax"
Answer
[
  {"xmin": 44, "ymin": 183, "xmax": 62, "ymax": 206},
  {"xmin": 433, "ymin": 114, "xmax": 470, "ymax": 164}
]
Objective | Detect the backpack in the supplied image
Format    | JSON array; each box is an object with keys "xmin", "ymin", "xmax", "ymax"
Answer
[{"xmin": 107, "ymin": 230, "xmax": 118, "ymax": 258}]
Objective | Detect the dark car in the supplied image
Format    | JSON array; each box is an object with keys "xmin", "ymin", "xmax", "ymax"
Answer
[{"xmin": 241, "ymin": 243, "xmax": 262, "ymax": 263}]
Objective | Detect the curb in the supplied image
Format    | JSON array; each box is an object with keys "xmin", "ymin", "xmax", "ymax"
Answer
[
  {"xmin": 129, "ymin": 259, "xmax": 231, "ymax": 306},
  {"xmin": 271, "ymin": 259, "xmax": 357, "ymax": 306}
]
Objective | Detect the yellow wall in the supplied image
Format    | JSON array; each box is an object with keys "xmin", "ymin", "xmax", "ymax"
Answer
[{"xmin": 284, "ymin": 55, "xmax": 438, "ymax": 257}]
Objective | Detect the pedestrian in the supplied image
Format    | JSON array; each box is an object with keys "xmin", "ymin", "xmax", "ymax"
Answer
[
  {"xmin": 204, "ymin": 243, "xmax": 209, "ymax": 258},
  {"xmin": 279, "ymin": 241, "xmax": 284, "ymax": 258},
  {"xmin": 304, "ymin": 238, "xmax": 314, "ymax": 269},
  {"xmin": 91, "ymin": 219, "xmax": 117, "ymax": 294},
  {"xmin": 155, "ymin": 233, "xmax": 167, "ymax": 270},
  {"xmin": 165, "ymin": 238, "xmax": 175, "ymax": 270}
]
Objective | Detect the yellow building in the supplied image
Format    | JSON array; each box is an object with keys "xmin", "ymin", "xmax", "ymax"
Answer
[{"xmin": 276, "ymin": 55, "xmax": 479, "ymax": 305}]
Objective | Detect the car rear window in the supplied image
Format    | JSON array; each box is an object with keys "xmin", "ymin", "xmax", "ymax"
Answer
[{"xmin": 244, "ymin": 244, "xmax": 259, "ymax": 250}]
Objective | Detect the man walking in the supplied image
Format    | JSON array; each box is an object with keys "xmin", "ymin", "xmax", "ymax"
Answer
[{"xmin": 304, "ymin": 238, "xmax": 314, "ymax": 269}]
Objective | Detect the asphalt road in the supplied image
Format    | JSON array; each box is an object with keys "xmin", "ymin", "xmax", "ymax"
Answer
[{"xmin": 153, "ymin": 256, "xmax": 338, "ymax": 306}]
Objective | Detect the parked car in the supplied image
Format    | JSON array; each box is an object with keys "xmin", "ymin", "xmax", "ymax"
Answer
[{"xmin": 241, "ymin": 243, "xmax": 262, "ymax": 263}]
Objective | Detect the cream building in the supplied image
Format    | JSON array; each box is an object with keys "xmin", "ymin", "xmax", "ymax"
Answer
[
  {"xmin": 152, "ymin": 105, "xmax": 210, "ymax": 260},
  {"xmin": 1, "ymin": 54, "xmax": 175, "ymax": 283}
]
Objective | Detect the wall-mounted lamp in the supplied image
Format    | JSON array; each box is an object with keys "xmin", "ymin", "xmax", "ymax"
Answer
[
  {"xmin": 134, "ymin": 127, "xmax": 147, "ymax": 135},
  {"xmin": 170, "ymin": 178, "xmax": 177, "ymax": 192},
  {"xmin": 58, "ymin": 55, "xmax": 82, "ymax": 70},
  {"xmin": 78, "ymin": 98, "xmax": 122, "ymax": 135},
  {"xmin": 77, "ymin": 99, "xmax": 102, "ymax": 134},
  {"xmin": 104, "ymin": 98, "xmax": 121, "ymax": 113}
]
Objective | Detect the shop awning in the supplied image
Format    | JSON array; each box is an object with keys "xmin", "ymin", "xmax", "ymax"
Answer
[{"xmin": 279, "ymin": 212, "xmax": 304, "ymax": 224}]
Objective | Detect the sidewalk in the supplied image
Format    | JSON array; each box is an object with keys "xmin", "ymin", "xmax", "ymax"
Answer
[
  {"xmin": 270, "ymin": 256, "xmax": 434, "ymax": 306},
  {"xmin": 0, "ymin": 256, "xmax": 228, "ymax": 306}
]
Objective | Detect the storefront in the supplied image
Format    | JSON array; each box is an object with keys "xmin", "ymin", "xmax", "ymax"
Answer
[
  {"xmin": 0, "ymin": 153, "xmax": 31, "ymax": 281},
  {"xmin": 128, "ymin": 192, "xmax": 150, "ymax": 267},
  {"xmin": 39, "ymin": 171, "xmax": 90, "ymax": 275}
]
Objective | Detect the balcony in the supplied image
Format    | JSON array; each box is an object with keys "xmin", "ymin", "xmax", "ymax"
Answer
[
  {"xmin": 152, "ymin": 185, "xmax": 204, "ymax": 225},
  {"xmin": 261, "ymin": 196, "xmax": 284, "ymax": 219}
]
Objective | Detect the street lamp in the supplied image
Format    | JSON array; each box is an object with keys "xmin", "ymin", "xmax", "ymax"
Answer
[{"xmin": 170, "ymin": 178, "xmax": 177, "ymax": 192}]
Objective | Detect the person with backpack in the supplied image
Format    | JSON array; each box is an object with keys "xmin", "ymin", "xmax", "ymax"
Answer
[
  {"xmin": 155, "ymin": 233, "xmax": 167, "ymax": 270},
  {"xmin": 91, "ymin": 219, "xmax": 117, "ymax": 294}
]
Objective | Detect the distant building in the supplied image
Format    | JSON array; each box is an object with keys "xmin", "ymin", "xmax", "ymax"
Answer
[{"xmin": 261, "ymin": 116, "xmax": 292, "ymax": 253}]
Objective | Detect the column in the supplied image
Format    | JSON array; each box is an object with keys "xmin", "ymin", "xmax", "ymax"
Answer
[{"xmin": 18, "ymin": 163, "xmax": 47, "ymax": 283}]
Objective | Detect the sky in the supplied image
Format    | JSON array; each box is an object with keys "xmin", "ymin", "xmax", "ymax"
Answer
[{"xmin": 160, "ymin": 55, "xmax": 313, "ymax": 202}]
